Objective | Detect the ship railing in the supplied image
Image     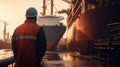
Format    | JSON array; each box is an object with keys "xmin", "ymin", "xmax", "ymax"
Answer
[{"xmin": 0, "ymin": 56, "xmax": 15, "ymax": 67}]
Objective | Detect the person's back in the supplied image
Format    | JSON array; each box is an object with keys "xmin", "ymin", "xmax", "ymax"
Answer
[{"xmin": 12, "ymin": 7, "xmax": 47, "ymax": 67}]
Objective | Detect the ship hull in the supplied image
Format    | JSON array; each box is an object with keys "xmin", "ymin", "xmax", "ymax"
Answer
[
  {"xmin": 37, "ymin": 16, "xmax": 66, "ymax": 51},
  {"xmin": 67, "ymin": 5, "xmax": 120, "ymax": 52},
  {"xmin": 43, "ymin": 26, "xmax": 66, "ymax": 50}
]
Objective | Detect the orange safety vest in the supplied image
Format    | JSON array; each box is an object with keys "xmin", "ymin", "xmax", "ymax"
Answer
[{"xmin": 15, "ymin": 19, "xmax": 40, "ymax": 67}]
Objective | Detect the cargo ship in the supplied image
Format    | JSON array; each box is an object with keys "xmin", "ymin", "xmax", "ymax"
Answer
[
  {"xmin": 62, "ymin": 0, "xmax": 120, "ymax": 53},
  {"xmin": 37, "ymin": 0, "xmax": 66, "ymax": 50}
]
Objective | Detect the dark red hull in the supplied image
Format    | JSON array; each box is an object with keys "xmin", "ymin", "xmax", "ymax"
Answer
[{"xmin": 67, "ymin": 5, "xmax": 120, "ymax": 51}]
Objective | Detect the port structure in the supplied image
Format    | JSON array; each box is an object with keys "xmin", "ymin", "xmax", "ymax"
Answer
[{"xmin": 0, "ymin": 19, "xmax": 8, "ymax": 42}]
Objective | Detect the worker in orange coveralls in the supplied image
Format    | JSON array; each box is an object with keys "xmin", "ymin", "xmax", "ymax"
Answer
[{"xmin": 12, "ymin": 7, "xmax": 47, "ymax": 67}]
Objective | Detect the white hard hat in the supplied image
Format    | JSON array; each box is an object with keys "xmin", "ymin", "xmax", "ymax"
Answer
[{"xmin": 25, "ymin": 7, "xmax": 38, "ymax": 17}]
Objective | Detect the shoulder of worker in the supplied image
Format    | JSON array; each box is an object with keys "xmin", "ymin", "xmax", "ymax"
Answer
[{"xmin": 15, "ymin": 23, "xmax": 24, "ymax": 30}]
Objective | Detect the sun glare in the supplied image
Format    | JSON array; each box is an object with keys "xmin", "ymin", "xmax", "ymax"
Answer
[{"xmin": 0, "ymin": 0, "xmax": 70, "ymax": 39}]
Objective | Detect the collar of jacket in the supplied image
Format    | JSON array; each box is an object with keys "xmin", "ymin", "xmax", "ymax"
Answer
[{"xmin": 24, "ymin": 19, "xmax": 36, "ymax": 23}]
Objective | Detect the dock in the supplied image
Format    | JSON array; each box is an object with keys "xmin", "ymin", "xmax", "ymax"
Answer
[{"xmin": 0, "ymin": 50, "xmax": 120, "ymax": 67}]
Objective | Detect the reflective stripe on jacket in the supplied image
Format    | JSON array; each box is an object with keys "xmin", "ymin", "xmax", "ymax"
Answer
[
  {"xmin": 15, "ymin": 35, "xmax": 36, "ymax": 40},
  {"xmin": 12, "ymin": 19, "xmax": 47, "ymax": 67}
]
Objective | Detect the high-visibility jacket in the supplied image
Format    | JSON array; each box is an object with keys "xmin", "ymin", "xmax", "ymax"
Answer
[{"xmin": 12, "ymin": 19, "xmax": 47, "ymax": 67}]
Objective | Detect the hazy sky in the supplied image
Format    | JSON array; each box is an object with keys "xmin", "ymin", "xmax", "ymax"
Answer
[{"xmin": 0, "ymin": 0, "xmax": 70, "ymax": 39}]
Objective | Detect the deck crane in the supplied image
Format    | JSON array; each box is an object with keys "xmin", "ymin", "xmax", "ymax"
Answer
[{"xmin": 0, "ymin": 19, "xmax": 8, "ymax": 42}]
